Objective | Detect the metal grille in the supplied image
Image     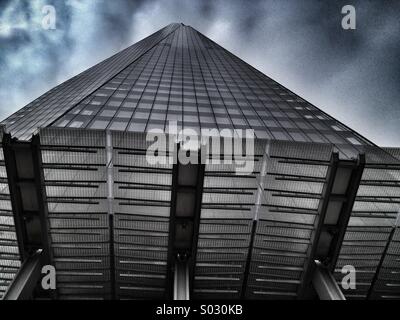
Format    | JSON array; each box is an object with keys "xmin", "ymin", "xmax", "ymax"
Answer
[
  {"xmin": 246, "ymin": 141, "xmax": 332, "ymax": 299},
  {"xmin": 112, "ymin": 131, "xmax": 173, "ymax": 299},
  {"xmin": 370, "ymin": 228, "xmax": 400, "ymax": 299},
  {"xmin": 40, "ymin": 128, "xmax": 110, "ymax": 299},
  {"xmin": 193, "ymin": 139, "xmax": 334, "ymax": 299}
]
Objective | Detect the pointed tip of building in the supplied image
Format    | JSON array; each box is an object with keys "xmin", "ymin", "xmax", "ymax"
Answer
[{"xmin": 170, "ymin": 22, "xmax": 187, "ymax": 27}]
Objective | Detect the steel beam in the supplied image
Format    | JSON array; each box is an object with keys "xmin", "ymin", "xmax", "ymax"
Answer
[
  {"xmin": 2, "ymin": 133, "xmax": 55, "ymax": 299},
  {"xmin": 166, "ymin": 145, "xmax": 205, "ymax": 299},
  {"xmin": 188, "ymin": 161, "xmax": 205, "ymax": 296},
  {"xmin": 240, "ymin": 220, "xmax": 257, "ymax": 299},
  {"xmin": 297, "ymin": 153, "xmax": 339, "ymax": 298},
  {"xmin": 106, "ymin": 130, "xmax": 116, "ymax": 300},
  {"xmin": 165, "ymin": 158, "xmax": 179, "ymax": 299},
  {"xmin": 2, "ymin": 134, "xmax": 29, "ymax": 260},
  {"xmin": 312, "ymin": 261, "xmax": 345, "ymax": 300},
  {"xmin": 31, "ymin": 135, "xmax": 53, "ymax": 268},
  {"xmin": 174, "ymin": 261, "xmax": 189, "ymax": 300},
  {"xmin": 328, "ymin": 154, "xmax": 365, "ymax": 268},
  {"xmin": 2, "ymin": 249, "xmax": 44, "ymax": 300},
  {"xmin": 298, "ymin": 153, "xmax": 365, "ymax": 299},
  {"xmin": 241, "ymin": 142, "xmax": 271, "ymax": 299}
]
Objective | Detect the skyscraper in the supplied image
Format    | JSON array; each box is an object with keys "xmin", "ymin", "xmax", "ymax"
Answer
[{"xmin": 0, "ymin": 23, "xmax": 399, "ymax": 300}]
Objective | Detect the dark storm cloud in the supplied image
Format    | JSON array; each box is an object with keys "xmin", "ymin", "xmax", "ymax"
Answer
[
  {"xmin": 0, "ymin": 0, "xmax": 148, "ymax": 119},
  {"xmin": 97, "ymin": 0, "xmax": 146, "ymax": 46},
  {"xmin": 0, "ymin": 0, "xmax": 399, "ymax": 146}
]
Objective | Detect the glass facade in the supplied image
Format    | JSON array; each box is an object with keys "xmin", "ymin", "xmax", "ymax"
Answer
[{"xmin": 2, "ymin": 23, "xmax": 372, "ymax": 153}]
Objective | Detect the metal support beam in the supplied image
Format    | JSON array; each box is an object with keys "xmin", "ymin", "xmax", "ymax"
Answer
[
  {"xmin": 3, "ymin": 249, "xmax": 44, "ymax": 300},
  {"xmin": 312, "ymin": 261, "xmax": 345, "ymax": 300},
  {"xmin": 328, "ymin": 155, "xmax": 365, "ymax": 268},
  {"xmin": 297, "ymin": 153, "xmax": 339, "ymax": 298},
  {"xmin": 2, "ymin": 135, "xmax": 30, "ymax": 260},
  {"xmin": 188, "ymin": 161, "xmax": 206, "ymax": 296},
  {"xmin": 2, "ymin": 133, "xmax": 55, "ymax": 299},
  {"xmin": 298, "ymin": 153, "xmax": 365, "ymax": 299},
  {"xmin": 108, "ymin": 214, "xmax": 116, "ymax": 300},
  {"xmin": 174, "ymin": 261, "xmax": 189, "ymax": 300},
  {"xmin": 106, "ymin": 130, "xmax": 116, "ymax": 300},
  {"xmin": 166, "ymin": 144, "xmax": 205, "ymax": 299},
  {"xmin": 31, "ymin": 135, "xmax": 53, "ymax": 268},
  {"xmin": 241, "ymin": 142, "xmax": 270, "ymax": 299},
  {"xmin": 240, "ymin": 220, "xmax": 257, "ymax": 299}
]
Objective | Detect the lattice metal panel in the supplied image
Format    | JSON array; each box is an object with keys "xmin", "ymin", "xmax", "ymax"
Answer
[
  {"xmin": 114, "ymin": 214, "xmax": 169, "ymax": 299},
  {"xmin": 369, "ymin": 228, "xmax": 400, "ymax": 299},
  {"xmin": 383, "ymin": 148, "xmax": 400, "ymax": 162},
  {"xmin": 40, "ymin": 128, "xmax": 110, "ymax": 299},
  {"xmin": 192, "ymin": 139, "xmax": 262, "ymax": 299},
  {"xmin": 246, "ymin": 220, "xmax": 312, "ymax": 299},
  {"xmin": 0, "ymin": 127, "xmax": 21, "ymax": 298},
  {"xmin": 258, "ymin": 141, "xmax": 331, "ymax": 227},
  {"xmin": 193, "ymin": 219, "xmax": 253, "ymax": 299},
  {"xmin": 193, "ymin": 139, "xmax": 334, "ymax": 299},
  {"xmin": 334, "ymin": 226, "xmax": 392, "ymax": 299},
  {"xmin": 112, "ymin": 131, "xmax": 172, "ymax": 299},
  {"xmin": 246, "ymin": 141, "xmax": 332, "ymax": 299}
]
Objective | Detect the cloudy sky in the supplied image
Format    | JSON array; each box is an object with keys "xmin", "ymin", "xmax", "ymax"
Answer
[{"xmin": 0, "ymin": 0, "xmax": 399, "ymax": 146}]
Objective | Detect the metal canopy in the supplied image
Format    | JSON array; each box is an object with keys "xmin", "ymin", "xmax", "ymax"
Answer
[{"xmin": 0, "ymin": 129, "xmax": 398, "ymax": 300}]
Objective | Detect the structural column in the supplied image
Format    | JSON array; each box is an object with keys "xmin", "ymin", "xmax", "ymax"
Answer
[
  {"xmin": 174, "ymin": 261, "xmax": 190, "ymax": 300},
  {"xmin": 106, "ymin": 130, "xmax": 117, "ymax": 300},
  {"xmin": 298, "ymin": 152, "xmax": 365, "ymax": 300},
  {"xmin": 2, "ymin": 133, "xmax": 54, "ymax": 299},
  {"xmin": 312, "ymin": 261, "xmax": 345, "ymax": 300},
  {"xmin": 166, "ymin": 145, "xmax": 205, "ymax": 300}
]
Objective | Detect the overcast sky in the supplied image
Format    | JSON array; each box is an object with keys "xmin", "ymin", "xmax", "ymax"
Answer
[{"xmin": 0, "ymin": 0, "xmax": 399, "ymax": 146}]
